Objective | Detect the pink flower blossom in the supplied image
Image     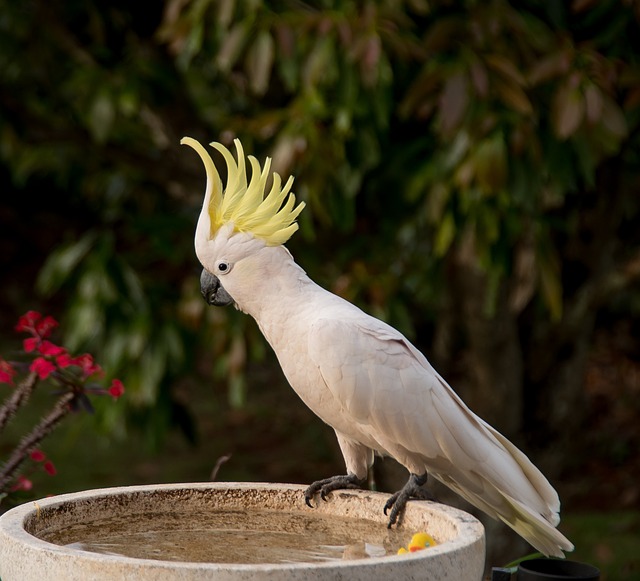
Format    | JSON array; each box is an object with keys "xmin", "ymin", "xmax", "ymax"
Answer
[
  {"xmin": 11, "ymin": 475, "xmax": 33, "ymax": 492},
  {"xmin": 108, "ymin": 379, "xmax": 125, "ymax": 399},
  {"xmin": 0, "ymin": 359, "xmax": 16, "ymax": 385},
  {"xmin": 30, "ymin": 357, "xmax": 57, "ymax": 380},
  {"xmin": 43, "ymin": 461, "xmax": 57, "ymax": 476}
]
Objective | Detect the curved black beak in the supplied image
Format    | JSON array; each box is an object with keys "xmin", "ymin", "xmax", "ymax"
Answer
[{"xmin": 200, "ymin": 269, "xmax": 234, "ymax": 307}]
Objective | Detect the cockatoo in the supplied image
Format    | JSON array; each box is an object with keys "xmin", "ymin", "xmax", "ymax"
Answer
[{"xmin": 182, "ymin": 137, "xmax": 574, "ymax": 558}]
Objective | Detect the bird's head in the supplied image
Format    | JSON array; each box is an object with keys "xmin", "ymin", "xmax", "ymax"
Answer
[{"xmin": 181, "ymin": 137, "xmax": 305, "ymax": 309}]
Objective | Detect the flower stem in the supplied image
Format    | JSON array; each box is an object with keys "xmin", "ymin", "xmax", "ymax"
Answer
[
  {"xmin": 0, "ymin": 372, "xmax": 39, "ymax": 434},
  {"xmin": 0, "ymin": 392, "xmax": 75, "ymax": 492}
]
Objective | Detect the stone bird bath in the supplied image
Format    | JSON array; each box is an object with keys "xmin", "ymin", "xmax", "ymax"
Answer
[{"xmin": 0, "ymin": 482, "xmax": 485, "ymax": 580}]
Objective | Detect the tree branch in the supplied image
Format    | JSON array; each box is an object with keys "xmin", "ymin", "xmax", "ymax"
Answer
[
  {"xmin": 0, "ymin": 392, "xmax": 75, "ymax": 492},
  {"xmin": 0, "ymin": 372, "xmax": 39, "ymax": 433}
]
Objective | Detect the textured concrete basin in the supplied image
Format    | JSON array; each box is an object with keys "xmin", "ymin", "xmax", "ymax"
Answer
[{"xmin": 0, "ymin": 482, "xmax": 485, "ymax": 580}]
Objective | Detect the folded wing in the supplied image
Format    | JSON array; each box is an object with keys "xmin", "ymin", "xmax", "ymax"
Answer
[{"xmin": 308, "ymin": 315, "xmax": 574, "ymax": 557}]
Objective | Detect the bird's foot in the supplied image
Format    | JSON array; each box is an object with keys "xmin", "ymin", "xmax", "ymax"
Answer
[
  {"xmin": 304, "ymin": 474, "xmax": 365, "ymax": 508},
  {"xmin": 383, "ymin": 473, "xmax": 434, "ymax": 528}
]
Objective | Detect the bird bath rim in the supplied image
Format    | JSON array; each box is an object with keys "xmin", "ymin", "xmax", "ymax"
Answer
[{"xmin": 0, "ymin": 481, "xmax": 486, "ymax": 580}]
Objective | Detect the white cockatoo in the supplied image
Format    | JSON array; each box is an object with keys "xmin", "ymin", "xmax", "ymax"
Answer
[{"xmin": 182, "ymin": 137, "xmax": 574, "ymax": 558}]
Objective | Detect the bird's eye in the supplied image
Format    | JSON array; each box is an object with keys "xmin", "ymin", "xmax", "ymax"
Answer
[{"xmin": 217, "ymin": 261, "xmax": 231, "ymax": 274}]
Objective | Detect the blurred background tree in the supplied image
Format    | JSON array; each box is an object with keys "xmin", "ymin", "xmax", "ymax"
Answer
[{"xmin": 1, "ymin": 0, "xmax": 639, "ymax": 575}]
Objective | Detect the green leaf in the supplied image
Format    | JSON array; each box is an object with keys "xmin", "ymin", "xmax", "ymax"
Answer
[
  {"xmin": 120, "ymin": 262, "xmax": 147, "ymax": 312},
  {"xmin": 64, "ymin": 300, "xmax": 105, "ymax": 351},
  {"xmin": 483, "ymin": 267, "xmax": 502, "ymax": 318},
  {"xmin": 399, "ymin": 64, "xmax": 442, "ymax": 119},
  {"xmin": 88, "ymin": 92, "xmax": 115, "ymax": 143},
  {"xmin": 426, "ymin": 183, "xmax": 450, "ymax": 223},
  {"xmin": 434, "ymin": 211, "xmax": 456, "ymax": 256},
  {"xmin": 36, "ymin": 233, "xmax": 97, "ymax": 296},
  {"xmin": 133, "ymin": 345, "xmax": 166, "ymax": 405},
  {"xmin": 77, "ymin": 267, "xmax": 117, "ymax": 302},
  {"xmin": 600, "ymin": 95, "xmax": 628, "ymax": 139},
  {"xmin": 473, "ymin": 133, "xmax": 507, "ymax": 192},
  {"xmin": 246, "ymin": 30, "xmax": 274, "ymax": 96},
  {"xmin": 551, "ymin": 82, "xmax": 584, "ymax": 140},
  {"xmin": 438, "ymin": 71, "xmax": 468, "ymax": 135},
  {"xmin": 303, "ymin": 37, "xmax": 336, "ymax": 89},
  {"xmin": 494, "ymin": 77, "xmax": 534, "ymax": 115},
  {"xmin": 485, "ymin": 54, "xmax": 527, "ymax": 86},
  {"xmin": 584, "ymin": 84, "xmax": 603, "ymax": 124},
  {"xmin": 469, "ymin": 61, "xmax": 489, "ymax": 97},
  {"xmin": 216, "ymin": 0, "xmax": 236, "ymax": 28},
  {"xmin": 216, "ymin": 21, "xmax": 247, "ymax": 72},
  {"xmin": 228, "ymin": 375, "xmax": 246, "ymax": 409},
  {"xmin": 537, "ymin": 242, "xmax": 563, "ymax": 321},
  {"xmin": 177, "ymin": 19, "xmax": 204, "ymax": 70},
  {"xmin": 527, "ymin": 50, "xmax": 570, "ymax": 86}
]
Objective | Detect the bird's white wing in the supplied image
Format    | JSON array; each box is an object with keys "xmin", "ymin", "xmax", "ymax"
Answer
[
  {"xmin": 308, "ymin": 314, "xmax": 573, "ymax": 557},
  {"xmin": 308, "ymin": 314, "xmax": 501, "ymax": 470}
]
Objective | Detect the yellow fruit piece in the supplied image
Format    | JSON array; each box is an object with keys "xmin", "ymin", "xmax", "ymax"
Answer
[
  {"xmin": 408, "ymin": 532, "xmax": 437, "ymax": 551},
  {"xmin": 397, "ymin": 531, "xmax": 437, "ymax": 554}
]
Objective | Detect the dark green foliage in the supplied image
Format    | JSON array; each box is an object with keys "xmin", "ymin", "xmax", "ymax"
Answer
[{"xmin": 1, "ymin": 0, "xmax": 639, "ymax": 453}]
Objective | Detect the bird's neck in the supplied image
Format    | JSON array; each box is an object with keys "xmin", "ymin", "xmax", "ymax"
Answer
[{"xmin": 231, "ymin": 245, "xmax": 319, "ymax": 325}]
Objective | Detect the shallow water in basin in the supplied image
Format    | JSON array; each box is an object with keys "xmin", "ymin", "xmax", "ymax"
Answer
[{"xmin": 41, "ymin": 509, "xmax": 407, "ymax": 564}]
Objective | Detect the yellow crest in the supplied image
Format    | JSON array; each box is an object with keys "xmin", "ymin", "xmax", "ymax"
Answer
[{"xmin": 181, "ymin": 137, "xmax": 305, "ymax": 246}]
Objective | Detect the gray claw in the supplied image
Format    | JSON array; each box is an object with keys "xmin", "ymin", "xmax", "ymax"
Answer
[
  {"xmin": 304, "ymin": 474, "xmax": 364, "ymax": 508},
  {"xmin": 384, "ymin": 473, "xmax": 433, "ymax": 528}
]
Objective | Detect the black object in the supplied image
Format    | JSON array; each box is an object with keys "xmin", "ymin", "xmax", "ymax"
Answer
[
  {"xmin": 517, "ymin": 558, "xmax": 600, "ymax": 580},
  {"xmin": 491, "ymin": 567, "xmax": 515, "ymax": 580}
]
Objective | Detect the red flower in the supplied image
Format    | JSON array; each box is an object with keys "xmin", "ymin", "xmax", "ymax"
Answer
[
  {"xmin": 11, "ymin": 475, "xmax": 33, "ymax": 492},
  {"xmin": 30, "ymin": 357, "xmax": 57, "ymax": 380},
  {"xmin": 74, "ymin": 353, "xmax": 103, "ymax": 379},
  {"xmin": 108, "ymin": 379, "xmax": 125, "ymax": 399},
  {"xmin": 43, "ymin": 461, "xmax": 57, "ymax": 476},
  {"xmin": 0, "ymin": 359, "xmax": 16, "ymax": 385},
  {"xmin": 15, "ymin": 312, "xmax": 58, "ymax": 339},
  {"xmin": 56, "ymin": 353, "xmax": 74, "ymax": 368},
  {"xmin": 15, "ymin": 311, "xmax": 41, "ymax": 333},
  {"xmin": 36, "ymin": 316, "xmax": 58, "ymax": 338},
  {"xmin": 38, "ymin": 341, "xmax": 66, "ymax": 357},
  {"xmin": 52, "ymin": 352, "xmax": 102, "ymax": 378},
  {"xmin": 30, "ymin": 449, "xmax": 46, "ymax": 462},
  {"xmin": 23, "ymin": 337, "xmax": 39, "ymax": 352}
]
